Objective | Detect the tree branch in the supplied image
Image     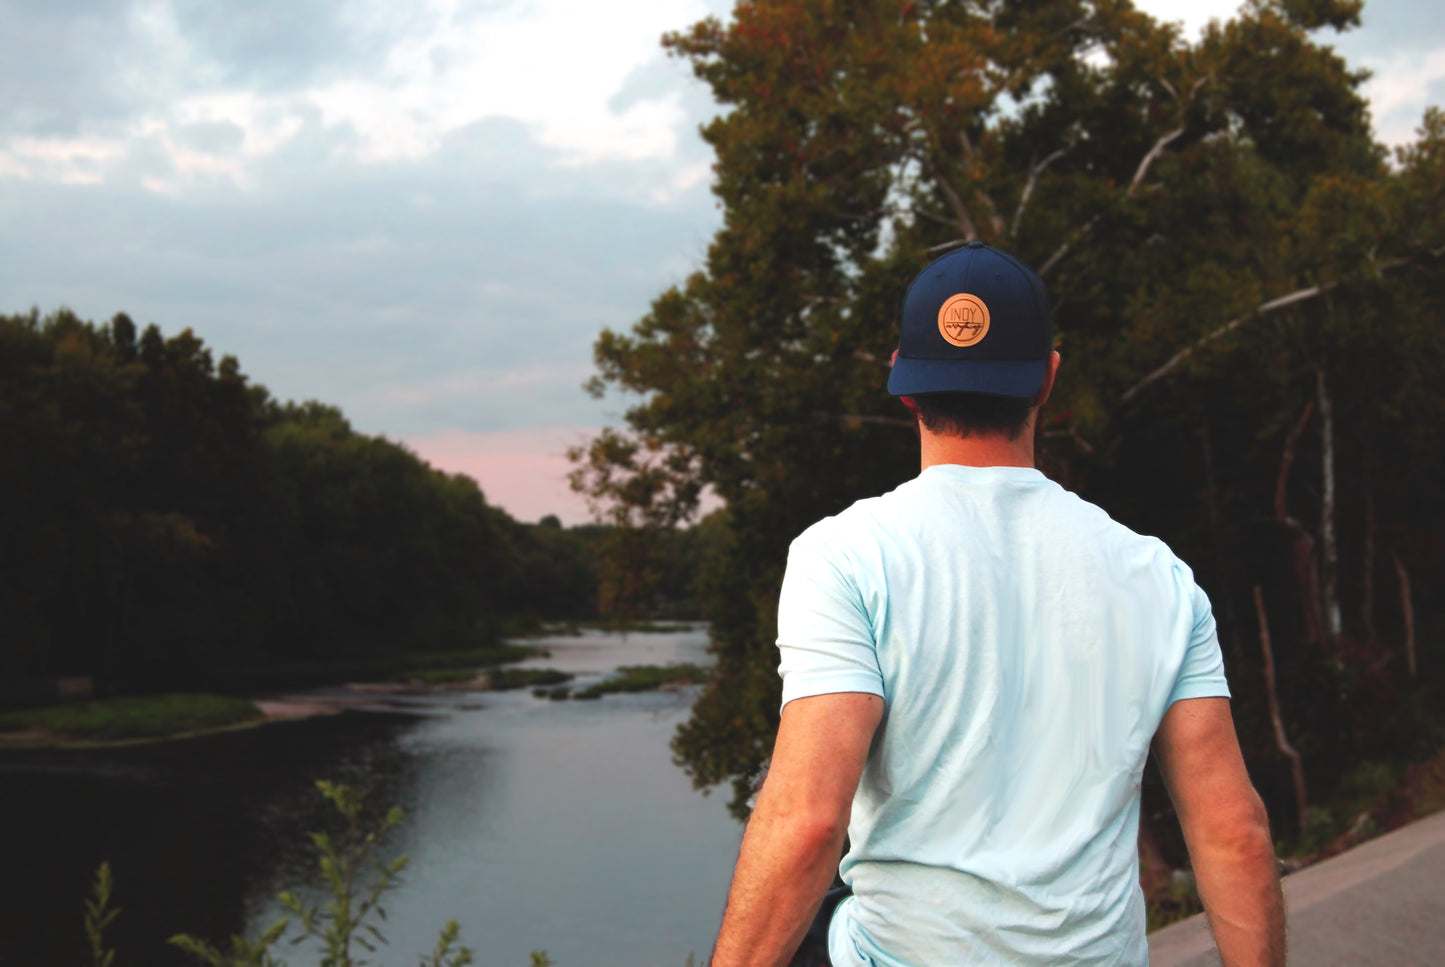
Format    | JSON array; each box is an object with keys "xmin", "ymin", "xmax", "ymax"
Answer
[
  {"xmin": 1121, "ymin": 283, "xmax": 1335, "ymax": 403},
  {"xmin": 1012, "ymin": 142, "xmax": 1073, "ymax": 242},
  {"xmin": 1041, "ymin": 78, "xmax": 1205, "ymax": 277},
  {"xmin": 1316, "ymin": 365, "xmax": 1342, "ymax": 644},
  {"xmin": 814, "ymin": 412, "xmax": 914, "ymax": 429},
  {"xmin": 1254, "ymin": 585, "xmax": 1309, "ymax": 833},
  {"xmin": 1041, "ymin": 427, "xmax": 1096, "ymax": 454},
  {"xmin": 925, "ymin": 153, "xmax": 980, "ymax": 242},
  {"xmin": 1038, "ymin": 215, "xmax": 1100, "ymax": 278},
  {"xmin": 959, "ymin": 130, "xmax": 1006, "ymax": 238},
  {"xmin": 1128, "ymin": 124, "xmax": 1186, "ymax": 195},
  {"xmin": 1119, "ymin": 249, "xmax": 1437, "ymax": 402},
  {"xmin": 1274, "ymin": 400, "xmax": 1315, "ymax": 527},
  {"xmin": 1393, "ymin": 553, "xmax": 1417, "ymax": 678}
]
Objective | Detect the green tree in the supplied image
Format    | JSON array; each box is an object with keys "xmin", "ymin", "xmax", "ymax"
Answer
[
  {"xmin": 576, "ymin": 0, "xmax": 1445, "ymax": 824},
  {"xmin": 0, "ymin": 310, "xmax": 621, "ymax": 694}
]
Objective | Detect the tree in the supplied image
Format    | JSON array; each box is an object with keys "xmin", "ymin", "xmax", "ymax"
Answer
[
  {"xmin": 576, "ymin": 0, "xmax": 1445, "ymax": 824},
  {"xmin": 0, "ymin": 310, "xmax": 618, "ymax": 693}
]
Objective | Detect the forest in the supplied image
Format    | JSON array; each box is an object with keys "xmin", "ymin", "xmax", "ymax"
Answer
[
  {"xmin": 0, "ymin": 309, "xmax": 702, "ymax": 700},
  {"xmin": 570, "ymin": 0, "xmax": 1445, "ymax": 857}
]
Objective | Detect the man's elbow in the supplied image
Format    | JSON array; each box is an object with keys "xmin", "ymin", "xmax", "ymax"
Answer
[
  {"xmin": 756, "ymin": 797, "xmax": 848, "ymax": 857},
  {"xmin": 1196, "ymin": 790, "xmax": 1276, "ymax": 865},
  {"xmin": 777, "ymin": 805, "xmax": 848, "ymax": 856}
]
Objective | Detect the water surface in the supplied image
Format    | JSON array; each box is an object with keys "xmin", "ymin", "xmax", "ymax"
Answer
[{"xmin": 0, "ymin": 628, "xmax": 743, "ymax": 967}]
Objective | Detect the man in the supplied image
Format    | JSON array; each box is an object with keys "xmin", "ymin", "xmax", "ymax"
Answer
[{"xmin": 710, "ymin": 242, "xmax": 1284, "ymax": 966}]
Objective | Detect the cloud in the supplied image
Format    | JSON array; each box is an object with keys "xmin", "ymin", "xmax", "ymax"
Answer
[
  {"xmin": 0, "ymin": 105, "xmax": 720, "ymax": 440},
  {"xmin": 376, "ymin": 362, "xmax": 596, "ymax": 410},
  {"xmin": 1358, "ymin": 45, "xmax": 1445, "ymax": 147},
  {"xmin": 0, "ymin": 0, "xmax": 726, "ymax": 189},
  {"xmin": 7, "ymin": 0, "xmax": 1434, "ymax": 499},
  {"xmin": 1133, "ymin": 0, "xmax": 1246, "ymax": 39}
]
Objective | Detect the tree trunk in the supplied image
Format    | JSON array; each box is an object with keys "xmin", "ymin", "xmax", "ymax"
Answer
[
  {"xmin": 1362, "ymin": 466, "xmax": 1376, "ymax": 641},
  {"xmin": 1276, "ymin": 400, "xmax": 1326, "ymax": 647},
  {"xmin": 1137, "ymin": 811, "xmax": 1173, "ymax": 904},
  {"xmin": 1393, "ymin": 554, "xmax": 1417, "ymax": 678},
  {"xmin": 1200, "ymin": 421, "xmax": 1241, "ymax": 662},
  {"xmin": 1316, "ymin": 368, "xmax": 1342, "ymax": 645},
  {"xmin": 1255, "ymin": 585, "xmax": 1309, "ymax": 832}
]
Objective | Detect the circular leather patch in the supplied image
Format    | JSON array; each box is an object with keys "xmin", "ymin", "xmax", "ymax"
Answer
[{"xmin": 937, "ymin": 293, "xmax": 990, "ymax": 347}]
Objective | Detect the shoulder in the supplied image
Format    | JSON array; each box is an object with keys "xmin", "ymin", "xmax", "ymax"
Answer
[
  {"xmin": 1053, "ymin": 484, "xmax": 1186, "ymax": 559},
  {"xmin": 789, "ymin": 478, "xmax": 926, "ymax": 556}
]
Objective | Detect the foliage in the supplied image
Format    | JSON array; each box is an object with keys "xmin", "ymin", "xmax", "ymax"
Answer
[
  {"xmin": 579, "ymin": 621, "xmax": 697, "ymax": 634},
  {"xmin": 0, "ymin": 310, "xmax": 672, "ymax": 695},
  {"xmin": 84, "ymin": 863, "xmax": 120, "ymax": 967},
  {"xmin": 571, "ymin": 663, "xmax": 713, "ymax": 700},
  {"xmin": 398, "ymin": 667, "xmax": 487, "ymax": 685},
  {"xmin": 76, "ymin": 781, "xmax": 617, "ymax": 967},
  {"xmin": 166, "ymin": 780, "xmax": 473, "ymax": 967},
  {"xmin": 486, "ymin": 667, "xmax": 575, "ymax": 690},
  {"xmin": 241, "ymin": 644, "xmax": 538, "ymax": 688},
  {"xmin": 0, "ymin": 693, "xmax": 261, "ymax": 741},
  {"xmin": 575, "ymin": 0, "xmax": 1445, "ymax": 834}
]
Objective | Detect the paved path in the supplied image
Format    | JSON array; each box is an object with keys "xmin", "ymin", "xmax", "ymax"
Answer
[{"xmin": 1148, "ymin": 809, "xmax": 1445, "ymax": 965}]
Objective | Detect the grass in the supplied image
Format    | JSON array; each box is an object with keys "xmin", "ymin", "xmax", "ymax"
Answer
[
  {"xmin": 580, "ymin": 620, "xmax": 696, "ymax": 634},
  {"xmin": 572, "ymin": 663, "xmax": 712, "ymax": 700},
  {"xmin": 487, "ymin": 668, "xmax": 574, "ymax": 691},
  {"xmin": 0, "ymin": 693, "xmax": 262, "ymax": 742},
  {"xmin": 223, "ymin": 643, "xmax": 538, "ymax": 690},
  {"xmin": 398, "ymin": 667, "xmax": 483, "ymax": 685},
  {"xmin": 533, "ymin": 686, "xmax": 573, "ymax": 701}
]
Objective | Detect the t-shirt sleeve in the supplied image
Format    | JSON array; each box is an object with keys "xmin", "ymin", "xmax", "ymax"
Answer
[
  {"xmin": 776, "ymin": 530, "xmax": 885, "ymax": 710},
  {"xmin": 1167, "ymin": 573, "xmax": 1231, "ymax": 706}
]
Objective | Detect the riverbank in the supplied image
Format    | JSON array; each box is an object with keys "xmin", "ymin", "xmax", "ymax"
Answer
[
  {"xmin": 1150, "ymin": 808, "xmax": 1445, "ymax": 966},
  {"xmin": 0, "ymin": 631, "xmax": 715, "ymax": 748},
  {"xmin": 0, "ymin": 625, "xmax": 734, "ymax": 967},
  {"xmin": 0, "ymin": 641, "xmax": 539, "ymax": 747},
  {"xmin": 0, "ymin": 693, "xmax": 265, "ymax": 748}
]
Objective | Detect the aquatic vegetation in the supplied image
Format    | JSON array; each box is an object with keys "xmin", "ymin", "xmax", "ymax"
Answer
[
  {"xmin": 572, "ymin": 664, "xmax": 712, "ymax": 700},
  {"xmin": 0, "ymin": 694, "xmax": 261, "ymax": 743},
  {"xmin": 487, "ymin": 668, "xmax": 574, "ymax": 691}
]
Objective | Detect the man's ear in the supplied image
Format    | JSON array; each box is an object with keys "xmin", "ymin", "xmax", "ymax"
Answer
[
  {"xmin": 890, "ymin": 349, "xmax": 899, "ymax": 367},
  {"xmin": 1034, "ymin": 351, "xmax": 1061, "ymax": 408}
]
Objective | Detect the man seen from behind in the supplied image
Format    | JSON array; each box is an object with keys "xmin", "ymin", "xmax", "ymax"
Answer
[{"xmin": 710, "ymin": 241, "xmax": 1285, "ymax": 967}]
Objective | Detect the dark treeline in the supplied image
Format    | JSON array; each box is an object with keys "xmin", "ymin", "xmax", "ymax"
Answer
[
  {"xmin": 0, "ymin": 309, "xmax": 698, "ymax": 696},
  {"xmin": 573, "ymin": 0, "xmax": 1445, "ymax": 851}
]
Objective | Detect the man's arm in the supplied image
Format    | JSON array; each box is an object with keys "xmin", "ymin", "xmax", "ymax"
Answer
[
  {"xmin": 1153, "ymin": 697, "xmax": 1285, "ymax": 967},
  {"xmin": 711, "ymin": 691, "xmax": 884, "ymax": 967}
]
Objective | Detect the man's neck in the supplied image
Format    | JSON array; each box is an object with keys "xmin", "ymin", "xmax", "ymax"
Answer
[{"xmin": 917, "ymin": 417, "xmax": 1037, "ymax": 471}]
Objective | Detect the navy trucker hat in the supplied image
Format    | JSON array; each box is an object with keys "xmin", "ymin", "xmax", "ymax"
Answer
[{"xmin": 887, "ymin": 241, "xmax": 1053, "ymax": 399}]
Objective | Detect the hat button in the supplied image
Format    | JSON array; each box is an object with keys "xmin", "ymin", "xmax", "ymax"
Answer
[{"xmin": 967, "ymin": 240, "xmax": 985, "ymax": 248}]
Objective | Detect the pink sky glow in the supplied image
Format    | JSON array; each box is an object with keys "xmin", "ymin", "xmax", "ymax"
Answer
[{"xmin": 406, "ymin": 426, "xmax": 603, "ymax": 526}]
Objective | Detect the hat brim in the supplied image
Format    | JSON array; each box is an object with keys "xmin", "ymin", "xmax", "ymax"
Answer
[{"xmin": 887, "ymin": 356, "xmax": 1045, "ymax": 399}]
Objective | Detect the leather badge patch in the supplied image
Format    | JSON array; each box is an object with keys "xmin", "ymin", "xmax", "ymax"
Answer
[{"xmin": 937, "ymin": 293, "xmax": 990, "ymax": 347}]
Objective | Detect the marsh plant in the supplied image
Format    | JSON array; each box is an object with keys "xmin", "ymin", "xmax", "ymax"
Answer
[
  {"xmin": 85, "ymin": 780, "xmax": 487, "ymax": 967},
  {"xmin": 81, "ymin": 778, "xmax": 710, "ymax": 966}
]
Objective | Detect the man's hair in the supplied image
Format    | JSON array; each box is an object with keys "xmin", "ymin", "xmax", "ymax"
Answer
[{"xmin": 904, "ymin": 391, "xmax": 1036, "ymax": 440}]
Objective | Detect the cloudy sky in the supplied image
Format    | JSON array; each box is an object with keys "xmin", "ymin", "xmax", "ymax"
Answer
[{"xmin": 3, "ymin": 0, "xmax": 1441, "ymax": 524}]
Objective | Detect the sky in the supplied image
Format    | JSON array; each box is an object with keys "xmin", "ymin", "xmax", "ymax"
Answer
[{"xmin": 3, "ymin": 0, "xmax": 1441, "ymax": 525}]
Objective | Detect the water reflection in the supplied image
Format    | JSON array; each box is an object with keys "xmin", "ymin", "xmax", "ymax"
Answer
[
  {"xmin": 0, "ymin": 711, "xmax": 416, "ymax": 966},
  {"xmin": 1, "ymin": 628, "xmax": 743, "ymax": 967}
]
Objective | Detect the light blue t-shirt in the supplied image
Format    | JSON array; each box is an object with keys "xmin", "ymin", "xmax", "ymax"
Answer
[{"xmin": 775, "ymin": 464, "xmax": 1230, "ymax": 967}]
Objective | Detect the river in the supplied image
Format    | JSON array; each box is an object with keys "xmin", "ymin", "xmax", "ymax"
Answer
[{"xmin": 0, "ymin": 627, "xmax": 744, "ymax": 966}]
